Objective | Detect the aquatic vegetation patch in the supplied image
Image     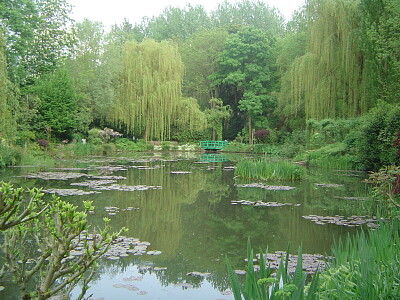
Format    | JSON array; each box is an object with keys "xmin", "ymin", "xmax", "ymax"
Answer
[
  {"xmin": 91, "ymin": 184, "xmax": 162, "ymax": 191},
  {"xmin": 303, "ymin": 214, "xmax": 379, "ymax": 228},
  {"xmin": 69, "ymin": 235, "xmax": 159, "ymax": 260},
  {"xmin": 186, "ymin": 271, "xmax": 211, "ymax": 277},
  {"xmin": 333, "ymin": 196, "xmax": 370, "ymax": 201},
  {"xmin": 256, "ymin": 251, "xmax": 329, "ymax": 275},
  {"xmin": 43, "ymin": 188, "xmax": 100, "ymax": 196},
  {"xmin": 89, "ymin": 175, "xmax": 127, "ymax": 180},
  {"xmin": 71, "ymin": 180, "xmax": 118, "ymax": 187},
  {"xmin": 104, "ymin": 206, "xmax": 138, "ymax": 216},
  {"xmin": 21, "ymin": 171, "xmax": 88, "ymax": 180},
  {"xmin": 235, "ymin": 160, "xmax": 304, "ymax": 181},
  {"xmin": 231, "ymin": 200, "xmax": 301, "ymax": 207},
  {"xmin": 235, "ymin": 183, "xmax": 296, "ymax": 190},
  {"xmin": 315, "ymin": 183, "xmax": 344, "ymax": 188},
  {"xmin": 112, "ymin": 283, "xmax": 139, "ymax": 291},
  {"xmin": 123, "ymin": 276, "xmax": 143, "ymax": 281}
]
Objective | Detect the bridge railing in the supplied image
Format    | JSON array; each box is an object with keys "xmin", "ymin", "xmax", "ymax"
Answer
[{"xmin": 199, "ymin": 140, "xmax": 228, "ymax": 150}]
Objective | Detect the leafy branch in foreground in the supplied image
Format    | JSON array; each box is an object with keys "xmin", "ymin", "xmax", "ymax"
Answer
[
  {"xmin": 0, "ymin": 182, "xmax": 48, "ymax": 230},
  {"xmin": 0, "ymin": 183, "xmax": 126, "ymax": 300}
]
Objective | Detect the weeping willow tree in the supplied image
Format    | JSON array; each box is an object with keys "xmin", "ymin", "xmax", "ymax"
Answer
[
  {"xmin": 0, "ymin": 32, "xmax": 17, "ymax": 141},
  {"xmin": 279, "ymin": 0, "xmax": 370, "ymax": 120},
  {"xmin": 174, "ymin": 97, "xmax": 207, "ymax": 132},
  {"xmin": 112, "ymin": 39, "xmax": 184, "ymax": 140}
]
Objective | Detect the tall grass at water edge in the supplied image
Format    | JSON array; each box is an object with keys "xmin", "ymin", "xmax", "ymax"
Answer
[
  {"xmin": 226, "ymin": 221, "xmax": 400, "ymax": 299},
  {"xmin": 235, "ymin": 160, "xmax": 304, "ymax": 181},
  {"xmin": 318, "ymin": 220, "xmax": 400, "ymax": 299},
  {"xmin": 226, "ymin": 239, "xmax": 319, "ymax": 300}
]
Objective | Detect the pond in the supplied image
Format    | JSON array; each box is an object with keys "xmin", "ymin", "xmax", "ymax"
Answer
[{"xmin": 0, "ymin": 152, "xmax": 374, "ymax": 300}]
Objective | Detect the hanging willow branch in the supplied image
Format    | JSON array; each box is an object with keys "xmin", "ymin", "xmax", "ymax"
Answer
[
  {"xmin": 279, "ymin": 0, "xmax": 370, "ymax": 120},
  {"xmin": 112, "ymin": 39, "xmax": 184, "ymax": 141}
]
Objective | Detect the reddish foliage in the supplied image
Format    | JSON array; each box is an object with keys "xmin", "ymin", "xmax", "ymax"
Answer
[
  {"xmin": 254, "ymin": 129, "xmax": 270, "ymax": 143},
  {"xmin": 394, "ymin": 131, "xmax": 400, "ymax": 155},
  {"xmin": 37, "ymin": 139, "xmax": 48, "ymax": 149}
]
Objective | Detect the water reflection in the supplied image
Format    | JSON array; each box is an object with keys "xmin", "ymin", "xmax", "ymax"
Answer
[{"xmin": 0, "ymin": 154, "xmax": 371, "ymax": 299}]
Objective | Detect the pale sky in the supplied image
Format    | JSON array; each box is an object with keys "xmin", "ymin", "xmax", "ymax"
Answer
[{"xmin": 69, "ymin": 0, "xmax": 305, "ymax": 28}]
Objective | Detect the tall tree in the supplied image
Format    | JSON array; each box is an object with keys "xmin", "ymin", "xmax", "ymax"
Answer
[
  {"xmin": 205, "ymin": 98, "xmax": 231, "ymax": 140},
  {"xmin": 278, "ymin": 0, "xmax": 369, "ymax": 121},
  {"xmin": 66, "ymin": 19, "xmax": 106, "ymax": 133},
  {"xmin": 143, "ymin": 4, "xmax": 211, "ymax": 42},
  {"xmin": 0, "ymin": 32, "xmax": 17, "ymax": 140},
  {"xmin": 360, "ymin": 0, "xmax": 400, "ymax": 104},
  {"xmin": 180, "ymin": 28, "xmax": 229, "ymax": 108},
  {"xmin": 0, "ymin": 0, "xmax": 74, "ymax": 85},
  {"xmin": 210, "ymin": 27, "xmax": 276, "ymax": 143},
  {"xmin": 112, "ymin": 39, "xmax": 184, "ymax": 141},
  {"xmin": 27, "ymin": 67, "xmax": 78, "ymax": 139},
  {"xmin": 211, "ymin": 0, "xmax": 285, "ymax": 36}
]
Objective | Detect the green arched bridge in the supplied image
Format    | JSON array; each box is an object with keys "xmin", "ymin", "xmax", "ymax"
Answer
[{"xmin": 199, "ymin": 140, "xmax": 228, "ymax": 151}]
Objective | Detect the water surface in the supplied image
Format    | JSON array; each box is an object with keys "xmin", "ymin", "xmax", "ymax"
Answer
[{"xmin": 0, "ymin": 152, "xmax": 371, "ymax": 299}]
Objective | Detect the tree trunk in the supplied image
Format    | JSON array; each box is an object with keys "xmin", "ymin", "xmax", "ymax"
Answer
[{"xmin": 248, "ymin": 115, "xmax": 253, "ymax": 145}]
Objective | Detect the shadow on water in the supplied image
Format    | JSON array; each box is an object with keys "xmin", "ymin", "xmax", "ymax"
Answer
[{"xmin": 0, "ymin": 152, "xmax": 372, "ymax": 299}]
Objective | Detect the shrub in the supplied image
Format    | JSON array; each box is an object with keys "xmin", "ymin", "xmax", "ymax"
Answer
[
  {"xmin": 0, "ymin": 143, "xmax": 20, "ymax": 167},
  {"xmin": 88, "ymin": 128, "xmax": 101, "ymax": 142},
  {"xmin": 254, "ymin": 129, "xmax": 270, "ymax": 143},
  {"xmin": 356, "ymin": 103, "xmax": 400, "ymax": 170}
]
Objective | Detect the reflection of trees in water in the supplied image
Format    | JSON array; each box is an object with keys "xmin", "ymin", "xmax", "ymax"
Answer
[
  {"xmin": 0, "ymin": 158, "xmax": 370, "ymax": 296},
  {"xmin": 91, "ymin": 161, "xmax": 209, "ymax": 257}
]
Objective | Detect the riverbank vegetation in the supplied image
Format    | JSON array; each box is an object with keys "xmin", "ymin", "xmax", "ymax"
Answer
[
  {"xmin": 0, "ymin": 0, "xmax": 399, "ymax": 172},
  {"xmin": 0, "ymin": 0, "xmax": 400, "ymax": 298}
]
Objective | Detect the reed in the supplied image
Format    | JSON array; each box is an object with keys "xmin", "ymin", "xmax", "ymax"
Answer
[
  {"xmin": 226, "ymin": 239, "xmax": 319, "ymax": 299},
  {"xmin": 235, "ymin": 160, "xmax": 304, "ymax": 181},
  {"xmin": 318, "ymin": 220, "xmax": 400, "ymax": 299}
]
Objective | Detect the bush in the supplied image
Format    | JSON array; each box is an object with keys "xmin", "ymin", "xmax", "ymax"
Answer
[
  {"xmin": 356, "ymin": 103, "xmax": 400, "ymax": 170},
  {"xmin": 114, "ymin": 138, "xmax": 152, "ymax": 152},
  {"xmin": 0, "ymin": 143, "xmax": 20, "ymax": 167},
  {"xmin": 88, "ymin": 128, "xmax": 101, "ymax": 142}
]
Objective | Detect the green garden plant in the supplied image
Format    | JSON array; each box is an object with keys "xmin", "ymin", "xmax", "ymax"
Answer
[
  {"xmin": 235, "ymin": 160, "xmax": 304, "ymax": 181},
  {"xmin": 226, "ymin": 239, "xmax": 319, "ymax": 300},
  {"xmin": 317, "ymin": 220, "xmax": 400, "ymax": 299},
  {"xmin": 0, "ymin": 182, "xmax": 125, "ymax": 300}
]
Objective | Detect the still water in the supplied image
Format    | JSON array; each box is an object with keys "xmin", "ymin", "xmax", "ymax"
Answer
[{"xmin": 0, "ymin": 152, "xmax": 371, "ymax": 299}]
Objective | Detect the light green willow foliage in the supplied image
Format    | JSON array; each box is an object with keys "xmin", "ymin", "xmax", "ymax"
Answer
[
  {"xmin": 279, "ymin": 0, "xmax": 370, "ymax": 120},
  {"xmin": 113, "ymin": 39, "xmax": 184, "ymax": 141},
  {"xmin": 0, "ymin": 33, "xmax": 17, "ymax": 141},
  {"xmin": 174, "ymin": 97, "xmax": 207, "ymax": 132}
]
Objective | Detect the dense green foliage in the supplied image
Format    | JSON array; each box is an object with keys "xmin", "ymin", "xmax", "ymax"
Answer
[
  {"xmin": 228, "ymin": 220, "xmax": 400, "ymax": 299},
  {"xmin": 0, "ymin": 182, "xmax": 124, "ymax": 299},
  {"xmin": 227, "ymin": 240, "xmax": 318, "ymax": 299},
  {"xmin": 0, "ymin": 0, "xmax": 399, "ymax": 165}
]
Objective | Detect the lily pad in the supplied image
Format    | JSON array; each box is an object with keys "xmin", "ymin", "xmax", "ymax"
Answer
[
  {"xmin": 147, "ymin": 250, "xmax": 162, "ymax": 255},
  {"xmin": 235, "ymin": 183, "xmax": 295, "ymax": 191},
  {"xmin": 315, "ymin": 183, "xmax": 344, "ymax": 188},
  {"xmin": 91, "ymin": 184, "xmax": 162, "ymax": 191},
  {"xmin": 20, "ymin": 172, "xmax": 88, "ymax": 180},
  {"xmin": 231, "ymin": 200, "xmax": 299, "ymax": 207},
  {"xmin": 186, "ymin": 271, "xmax": 210, "ymax": 277},
  {"xmin": 170, "ymin": 171, "xmax": 192, "ymax": 174},
  {"xmin": 43, "ymin": 189, "xmax": 99, "ymax": 196},
  {"xmin": 302, "ymin": 214, "xmax": 379, "ymax": 228},
  {"xmin": 71, "ymin": 180, "xmax": 117, "ymax": 187}
]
